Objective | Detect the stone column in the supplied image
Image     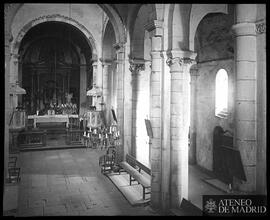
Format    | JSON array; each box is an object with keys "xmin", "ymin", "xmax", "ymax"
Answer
[
  {"xmin": 114, "ymin": 43, "xmax": 125, "ymax": 163},
  {"xmin": 145, "ymin": 20, "xmax": 163, "ymax": 210},
  {"xmin": 255, "ymin": 18, "xmax": 266, "ymax": 194},
  {"xmin": 232, "ymin": 4, "xmax": 257, "ymax": 192},
  {"xmin": 9, "ymin": 54, "xmax": 19, "ymax": 109},
  {"xmin": 189, "ymin": 64, "xmax": 199, "ymax": 165},
  {"xmin": 79, "ymin": 65, "xmax": 87, "ymax": 115},
  {"xmin": 166, "ymin": 50, "xmax": 196, "ymax": 208},
  {"xmin": 92, "ymin": 61, "xmax": 98, "ymax": 87},
  {"xmin": 102, "ymin": 61, "xmax": 111, "ymax": 107},
  {"xmin": 130, "ymin": 60, "xmax": 146, "ymax": 158},
  {"xmin": 4, "ymin": 32, "xmax": 11, "ymax": 182},
  {"xmin": 160, "ymin": 51, "xmax": 171, "ymax": 212},
  {"xmin": 102, "ymin": 60, "xmax": 111, "ymax": 125},
  {"xmin": 91, "ymin": 60, "xmax": 103, "ymax": 111}
]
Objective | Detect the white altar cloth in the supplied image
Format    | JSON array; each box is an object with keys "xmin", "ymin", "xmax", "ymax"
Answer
[{"xmin": 28, "ymin": 114, "xmax": 78, "ymax": 128}]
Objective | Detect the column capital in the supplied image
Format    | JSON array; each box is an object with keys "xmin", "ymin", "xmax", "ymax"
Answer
[
  {"xmin": 100, "ymin": 58, "xmax": 112, "ymax": 66},
  {"xmin": 166, "ymin": 50, "xmax": 197, "ymax": 67},
  {"xmin": 91, "ymin": 61, "xmax": 98, "ymax": 66},
  {"xmin": 10, "ymin": 53, "xmax": 19, "ymax": 59},
  {"xmin": 190, "ymin": 64, "xmax": 200, "ymax": 77},
  {"xmin": 232, "ymin": 23, "xmax": 256, "ymax": 37},
  {"xmin": 255, "ymin": 20, "xmax": 266, "ymax": 35},
  {"xmin": 129, "ymin": 58, "xmax": 145, "ymax": 74},
  {"xmin": 144, "ymin": 20, "xmax": 163, "ymax": 37},
  {"xmin": 113, "ymin": 42, "xmax": 125, "ymax": 52}
]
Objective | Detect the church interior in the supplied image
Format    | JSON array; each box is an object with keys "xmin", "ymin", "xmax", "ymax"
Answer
[{"xmin": 3, "ymin": 3, "xmax": 266, "ymax": 216}]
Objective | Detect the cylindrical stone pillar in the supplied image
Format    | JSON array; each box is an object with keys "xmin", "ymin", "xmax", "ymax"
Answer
[
  {"xmin": 232, "ymin": 4, "xmax": 257, "ymax": 192},
  {"xmin": 167, "ymin": 50, "xmax": 195, "ymax": 208},
  {"xmin": 149, "ymin": 36, "xmax": 162, "ymax": 209},
  {"xmin": 114, "ymin": 44, "xmax": 125, "ymax": 163},
  {"xmin": 4, "ymin": 32, "xmax": 11, "ymax": 182},
  {"xmin": 79, "ymin": 65, "xmax": 87, "ymax": 115},
  {"xmin": 189, "ymin": 64, "xmax": 199, "ymax": 165},
  {"xmin": 102, "ymin": 61, "xmax": 111, "ymax": 125},
  {"xmin": 92, "ymin": 61, "xmax": 98, "ymax": 87}
]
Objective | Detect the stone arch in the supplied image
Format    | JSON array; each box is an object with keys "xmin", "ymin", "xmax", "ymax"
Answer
[
  {"xmin": 98, "ymin": 4, "xmax": 126, "ymax": 45},
  {"xmin": 11, "ymin": 14, "xmax": 98, "ymax": 59},
  {"xmin": 189, "ymin": 4, "xmax": 228, "ymax": 51},
  {"xmin": 170, "ymin": 4, "xmax": 192, "ymax": 50}
]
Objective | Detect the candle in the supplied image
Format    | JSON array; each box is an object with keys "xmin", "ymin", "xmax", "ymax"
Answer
[
  {"xmin": 84, "ymin": 131, "xmax": 86, "ymax": 136},
  {"xmin": 94, "ymin": 129, "xmax": 96, "ymax": 134},
  {"xmin": 87, "ymin": 133, "xmax": 90, "ymax": 137},
  {"xmin": 99, "ymin": 134, "xmax": 101, "ymax": 139},
  {"xmin": 106, "ymin": 134, "xmax": 108, "ymax": 138},
  {"xmin": 89, "ymin": 127, "xmax": 92, "ymax": 132},
  {"xmin": 109, "ymin": 126, "xmax": 112, "ymax": 133}
]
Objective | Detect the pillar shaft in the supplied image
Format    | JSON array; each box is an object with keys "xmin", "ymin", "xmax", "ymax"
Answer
[
  {"xmin": 115, "ymin": 45, "xmax": 125, "ymax": 163},
  {"xmin": 189, "ymin": 65, "xmax": 199, "ymax": 165},
  {"xmin": 92, "ymin": 61, "xmax": 98, "ymax": 87},
  {"xmin": 79, "ymin": 65, "xmax": 87, "ymax": 115},
  {"xmin": 102, "ymin": 61, "xmax": 111, "ymax": 125},
  {"xmin": 4, "ymin": 33, "xmax": 10, "ymax": 182},
  {"xmin": 149, "ymin": 36, "xmax": 162, "ymax": 209},
  {"xmin": 167, "ymin": 50, "xmax": 195, "ymax": 208},
  {"xmin": 160, "ymin": 51, "xmax": 171, "ymax": 212},
  {"xmin": 232, "ymin": 4, "xmax": 257, "ymax": 192}
]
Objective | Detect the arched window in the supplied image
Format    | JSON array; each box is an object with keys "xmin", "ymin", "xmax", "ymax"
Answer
[{"xmin": 215, "ymin": 69, "xmax": 228, "ymax": 118}]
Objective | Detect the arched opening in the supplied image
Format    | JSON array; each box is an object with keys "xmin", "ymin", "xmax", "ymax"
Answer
[
  {"xmin": 18, "ymin": 21, "xmax": 93, "ymax": 116},
  {"xmin": 215, "ymin": 69, "xmax": 228, "ymax": 118},
  {"xmin": 101, "ymin": 20, "xmax": 117, "ymax": 125},
  {"xmin": 130, "ymin": 4, "xmax": 151, "ymax": 168}
]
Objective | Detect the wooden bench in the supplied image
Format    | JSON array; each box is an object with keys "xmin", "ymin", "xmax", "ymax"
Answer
[
  {"xmin": 99, "ymin": 154, "xmax": 115, "ymax": 174},
  {"xmin": 8, "ymin": 167, "xmax": 21, "ymax": 183},
  {"xmin": 8, "ymin": 156, "xmax": 17, "ymax": 168},
  {"xmin": 119, "ymin": 154, "xmax": 151, "ymax": 200}
]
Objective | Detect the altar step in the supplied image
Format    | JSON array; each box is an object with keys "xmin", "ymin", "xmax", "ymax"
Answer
[
  {"xmin": 19, "ymin": 143, "xmax": 85, "ymax": 152},
  {"xmin": 19, "ymin": 134, "xmax": 85, "ymax": 151}
]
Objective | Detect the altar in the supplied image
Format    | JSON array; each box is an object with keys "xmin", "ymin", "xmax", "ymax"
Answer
[{"xmin": 28, "ymin": 114, "xmax": 79, "ymax": 128}]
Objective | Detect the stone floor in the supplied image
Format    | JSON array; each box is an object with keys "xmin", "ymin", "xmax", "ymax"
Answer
[
  {"xmin": 4, "ymin": 146, "xmax": 230, "ymax": 216},
  {"xmin": 15, "ymin": 148, "xmax": 159, "ymax": 216}
]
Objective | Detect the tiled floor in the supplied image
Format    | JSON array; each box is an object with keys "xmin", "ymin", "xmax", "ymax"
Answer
[{"xmin": 16, "ymin": 148, "xmax": 159, "ymax": 216}]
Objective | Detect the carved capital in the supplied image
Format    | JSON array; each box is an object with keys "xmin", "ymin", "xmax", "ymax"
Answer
[
  {"xmin": 256, "ymin": 20, "xmax": 266, "ymax": 34},
  {"xmin": 113, "ymin": 42, "xmax": 125, "ymax": 51},
  {"xmin": 144, "ymin": 20, "xmax": 163, "ymax": 37},
  {"xmin": 166, "ymin": 56, "xmax": 194, "ymax": 67},
  {"xmin": 129, "ymin": 59, "xmax": 145, "ymax": 74}
]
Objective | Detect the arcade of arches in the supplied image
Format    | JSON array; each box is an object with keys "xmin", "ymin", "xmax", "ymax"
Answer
[{"xmin": 4, "ymin": 3, "xmax": 266, "ymax": 215}]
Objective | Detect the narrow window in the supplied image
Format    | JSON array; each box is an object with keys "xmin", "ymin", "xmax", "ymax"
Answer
[{"xmin": 215, "ymin": 69, "xmax": 228, "ymax": 118}]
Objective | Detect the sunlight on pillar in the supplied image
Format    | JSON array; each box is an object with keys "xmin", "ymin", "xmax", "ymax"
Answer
[{"xmin": 135, "ymin": 91, "xmax": 150, "ymax": 167}]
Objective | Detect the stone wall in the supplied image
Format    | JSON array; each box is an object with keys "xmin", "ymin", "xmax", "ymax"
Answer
[
  {"xmin": 196, "ymin": 60, "xmax": 234, "ymax": 170},
  {"xmin": 194, "ymin": 12, "xmax": 234, "ymax": 171}
]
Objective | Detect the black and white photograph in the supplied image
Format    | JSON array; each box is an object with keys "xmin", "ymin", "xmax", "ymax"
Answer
[{"xmin": 3, "ymin": 3, "xmax": 267, "ymax": 216}]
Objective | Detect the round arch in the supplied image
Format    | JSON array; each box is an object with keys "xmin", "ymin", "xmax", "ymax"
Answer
[
  {"xmin": 98, "ymin": 4, "xmax": 126, "ymax": 45},
  {"xmin": 11, "ymin": 14, "xmax": 97, "ymax": 59},
  {"xmin": 189, "ymin": 4, "xmax": 228, "ymax": 51}
]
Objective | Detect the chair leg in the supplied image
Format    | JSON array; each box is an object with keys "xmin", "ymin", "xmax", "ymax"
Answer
[{"xmin": 143, "ymin": 187, "xmax": 145, "ymax": 200}]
